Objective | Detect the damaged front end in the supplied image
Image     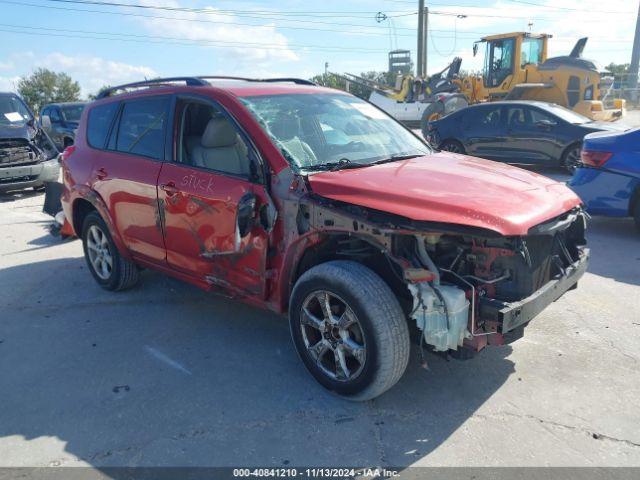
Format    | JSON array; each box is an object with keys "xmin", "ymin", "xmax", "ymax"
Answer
[
  {"xmin": 406, "ymin": 208, "xmax": 589, "ymax": 354},
  {"xmin": 298, "ymin": 194, "xmax": 589, "ymax": 357},
  {"xmin": 0, "ymin": 122, "xmax": 59, "ymax": 193}
]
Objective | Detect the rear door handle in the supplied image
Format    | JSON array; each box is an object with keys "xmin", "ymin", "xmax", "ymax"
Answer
[
  {"xmin": 96, "ymin": 167, "xmax": 108, "ymax": 180},
  {"xmin": 160, "ymin": 182, "xmax": 179, "ymax": 196}
]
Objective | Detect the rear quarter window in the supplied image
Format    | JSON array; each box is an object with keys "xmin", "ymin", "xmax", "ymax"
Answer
[
  {"xmin": 87, "ymin": 102, "xmax": 119, "ymax": 149},
  {"xmin": 115, "ymin": 97, "xmax": 169, "ymax": 160}
]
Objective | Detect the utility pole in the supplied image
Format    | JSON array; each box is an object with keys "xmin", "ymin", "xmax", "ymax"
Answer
[
  {"xmin": 629, "ymin": 0, "xmax": 640, "ymax": 101},
  {"xmin": 423, "ymin": 6, "xmax": 429, "ymax": 77},
  {"xmin": 417, "ymin": 0, "xmax": 424, "ymax": 78}
]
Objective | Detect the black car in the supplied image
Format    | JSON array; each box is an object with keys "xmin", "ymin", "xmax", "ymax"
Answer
[
  {"xmin": 0, "ymin": 92, "xmax": 59, "ymax": 193},
  {"xmin": 426, "ymin": 101, "xmax": 625, "ymax": 172},
  {"xmin": 39, "ymin": 102, "xmax": 86, "ymax": 150}
]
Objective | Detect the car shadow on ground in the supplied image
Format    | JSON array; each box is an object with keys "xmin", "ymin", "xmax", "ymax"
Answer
[
  {"xmin": 0, "ymin": 189, "xmax": 43, "ymax": 203},
  {"xmin": 0, "ymin": 255, "xmax": 516, "ymax": 472}
]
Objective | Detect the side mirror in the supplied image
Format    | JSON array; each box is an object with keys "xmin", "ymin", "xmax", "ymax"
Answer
[
  {"xmin": 236, "ymin": 192, "xmax": 257, "ymax": 238},
  {"xmin": 41, "ymin": 115, "xmax": 52, "ymax": 128}
]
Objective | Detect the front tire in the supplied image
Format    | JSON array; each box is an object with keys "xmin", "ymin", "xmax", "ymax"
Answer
[
  {"xmin": 81, "ymin": 211, "xmax": 139, "ymax": 291},
  {"xmin": 289, "ymin": 261, "xmax": 410, "ymax": 401}
]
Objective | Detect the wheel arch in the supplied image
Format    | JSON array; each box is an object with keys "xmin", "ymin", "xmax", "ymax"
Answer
[
  {"xmin": 561, "ymin": 140, "xmax": 582, "ymax": 161},
  {"xmin": 71, "ymin": 190, "xmax": 132, "ymax": 260},
  {"xmin": 286, "ymin": 232, "xmax": 413, "ymax": 317}
]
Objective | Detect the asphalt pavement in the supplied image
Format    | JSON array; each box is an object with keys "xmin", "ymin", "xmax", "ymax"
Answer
[{"xmin": 0, "ymin": 168, "xmax": 639, "ymax": 469}]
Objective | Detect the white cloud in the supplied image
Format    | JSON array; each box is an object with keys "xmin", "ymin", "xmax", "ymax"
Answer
[
  {"xmin": 0, "ymin": 51, "xmax": 157, "ymax": 97},
  {"xmin": 39, "ymin": 52, "xmax": 158, "ymax": 96},
  {"xmin": 133, "ymin": 0, "xmax": 298, "ymax": 68}
]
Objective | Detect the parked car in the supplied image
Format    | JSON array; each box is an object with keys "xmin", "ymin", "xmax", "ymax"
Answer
[
  {"xmin": 0, "ymin": 92, "xmax": 59, "ymax": 193},
  {"xmin": 59, "ymin": 77, "xmax": 589, "ymax": 400},
  {"xmin": 39, "ymin": 102, "xmax": 86, "ymax": 150},
  {"xmin": 425, "ymin": 101, "xmax": 625, "ymax": 172},
  {"xmin": 569, "ymin": 127, "xmax": 640, "ymax": 230}
]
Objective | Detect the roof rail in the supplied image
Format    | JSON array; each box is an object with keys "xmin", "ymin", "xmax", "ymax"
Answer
[
  {"xmin": 258, "ymin": 78, "xmax": 317, "ymax": 86},
  {"xmin": 200, "ymin": 76, "xmax": 316, "ymax": 86},
  {"xmin": 96, "ymin": 77, "xmax": 209, "ymax": 99}
]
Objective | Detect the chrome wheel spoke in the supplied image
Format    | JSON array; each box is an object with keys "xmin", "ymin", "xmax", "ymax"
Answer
[
  {"xmin": 342, "ymin": 338, "xmax": 366, "ymax": 365},
  {"xmin": 308, "ymin": 339, "xmax": 330, "ymax": 363},
  {"xmin": 337, "ymin": 308, "xmax": 356, "ymax": 330},
  {"xmin": 315, "ymin": 291, "xmax": 333, "ymax": 322},
  {"xmin": 335, "ymin": 347, "xmax": 350, "ymax": 380},
  {"xmin": 301, "ymin": 306, "xmax": 324, "ymax": 331}
]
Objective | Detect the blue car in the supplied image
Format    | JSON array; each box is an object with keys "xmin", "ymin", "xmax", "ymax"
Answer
[{"xmin": 569, "ymin": 128, "xmax": 640, "ymax": 230}]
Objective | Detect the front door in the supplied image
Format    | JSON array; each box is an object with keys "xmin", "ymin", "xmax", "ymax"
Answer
[
  {"xmin": 504, "ymin": 105, "xmax": 560, "ymax": 165},
  {"xmin": 464, "ymin": 105, "xmax": 507, "ymax": 161},
  {"xmin": 157, "ymin": 97, "xmax": 268, "ymax": 298}
]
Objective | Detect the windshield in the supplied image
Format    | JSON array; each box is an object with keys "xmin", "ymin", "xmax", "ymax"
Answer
[
  {"xmin": 61, "ymin": 104, "xmax": 84, "ymax": 122},
  {"xmin": 543, "ymin": 103, "xmax": 590, "ymax": 124},
  {"xmin": 240, "ymin": 93, "xmax": 430, "ymax": 171},
  {"xmin": 0, "ymin": 95, "xmax": 32, "ymax": 126}
]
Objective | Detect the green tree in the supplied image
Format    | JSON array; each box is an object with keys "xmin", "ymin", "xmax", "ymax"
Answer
[
  {"xmin": 88, "ymin": 85, "xmax": 112, "ymax": 101},
  {"xmin": 17, "ymin": 68, "xmax": 81, "ymax": 113},
  {"xmin": 604, "ymin": 63, "xmax": 630, "ymax": 84}
]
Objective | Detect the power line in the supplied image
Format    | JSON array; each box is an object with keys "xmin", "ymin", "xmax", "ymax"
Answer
[{"xmin": 0, "ymin": 23, "xmax": 420, "ymax": 53}]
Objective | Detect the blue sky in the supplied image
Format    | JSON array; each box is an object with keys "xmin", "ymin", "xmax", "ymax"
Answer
[{"xmin": 0, "ymin": 0, "xmax": 636, "ymax": 97}]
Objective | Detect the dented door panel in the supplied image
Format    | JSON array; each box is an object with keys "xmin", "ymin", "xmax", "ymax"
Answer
[{"xmin": 157, "ymin": 162, "xmax": 267, "ymax": 298}]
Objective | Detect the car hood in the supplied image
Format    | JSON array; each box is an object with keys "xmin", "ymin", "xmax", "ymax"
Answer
[
  {"xmin": 307, "ymin": 152, "xmax": 582, "ymax": 236},
  {"xmin": 0, "ymin": 122, "xmax": 33, "ymax": 140}
]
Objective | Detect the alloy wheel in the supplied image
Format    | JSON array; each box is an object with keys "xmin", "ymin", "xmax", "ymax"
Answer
[
  {"xmin": 299, "ymin": 291, "xmax": 367, "ymax": 382},
  {"xmin": 86, "ymin": 225, "xmax": 113, "ymax": 280}
]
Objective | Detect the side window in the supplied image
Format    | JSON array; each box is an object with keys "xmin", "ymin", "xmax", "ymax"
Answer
[
  {"xmin": 115, "ymin": 97, "xmax": 169, "ymax": 160},
  {"xmin": 507, "ymin": 107, "xmax": 530, "ymax": 128},
  {"xmin": 50, "ymin": 108, "xmax": 62, "ymax": 123},
  {"xmin": 41, "ymin": 107, "xmax": 50, "ymax": 118},
  {"xmin": 177, "ymin": 100, "xmax": 253, "ymax": 178},
  {"xmin": 530, "ymin": 109, "xmax": 554, "ymax": 124},
  {"xmin": 87, "ymin": 102, "xmax": 119, "ymax": 149},
  {"xmin": 463, "ymin": 106, "xmax": 502, "ymax": 129}
]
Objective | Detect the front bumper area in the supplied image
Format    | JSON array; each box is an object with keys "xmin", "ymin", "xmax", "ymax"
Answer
[
  {"xmin": 0, "ymin": 158, "xmax": 60, "ymax": 193},
  {"xmin": 479, "ymin": 247, "xmax": 590, "ymax": 333}
]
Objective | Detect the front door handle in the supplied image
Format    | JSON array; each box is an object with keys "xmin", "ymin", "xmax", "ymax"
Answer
[{"xmin": 160, "ymin": 182, "xmax": 179, "ymax": 196}]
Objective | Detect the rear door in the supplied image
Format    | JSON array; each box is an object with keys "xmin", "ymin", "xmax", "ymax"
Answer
[
  {"xmin": 89, "ymin": 95, "xmax": 169, "ymax": 263},
  {"xmin": 157, "ymin": 95, "xmax": 269, "ymax": 297}
]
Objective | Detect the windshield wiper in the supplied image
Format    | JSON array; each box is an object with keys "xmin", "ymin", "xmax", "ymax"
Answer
[
  {"xmin": 301, "ymin": 158, "xmax": 367, "ymax": 172},
  {"xmin": 368, "ymin": 153, "xmax": 424, "ymax": 166}
]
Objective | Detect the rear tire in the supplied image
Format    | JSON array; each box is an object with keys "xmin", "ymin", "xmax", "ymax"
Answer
[
  {"xmin": 289, "ymin": 261, "xmax": 410, "ymax": 401},
  {"xmin": 81, "ymin": 211, "xmax": 139, "ymax": 291},
  {"xmin": 439, "ymin": 139, "xmax": 466, "ymax": 154},
  {"xmin": 562, "ymin": 143, "xmax": 582, "ymax": 173}
]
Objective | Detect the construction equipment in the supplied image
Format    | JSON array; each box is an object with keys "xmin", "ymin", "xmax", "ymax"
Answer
[
  {"xmin": 336, "ymin": 60, "xmax": 468, "ymax": 130},
  {"xmin": 342, "ymin": 33, "xmax": 625, "ymax": 137}
]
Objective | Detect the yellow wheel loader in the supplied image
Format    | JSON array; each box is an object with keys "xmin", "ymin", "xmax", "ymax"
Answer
[{"xmin": 459, "ymin": 32, "xmax": 625, "ymax": 121}]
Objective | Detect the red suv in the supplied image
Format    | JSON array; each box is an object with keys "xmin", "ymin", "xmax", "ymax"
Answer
[{"xmin": 60, "ymin": 77, "xmax": 589, "ymax": 400}]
